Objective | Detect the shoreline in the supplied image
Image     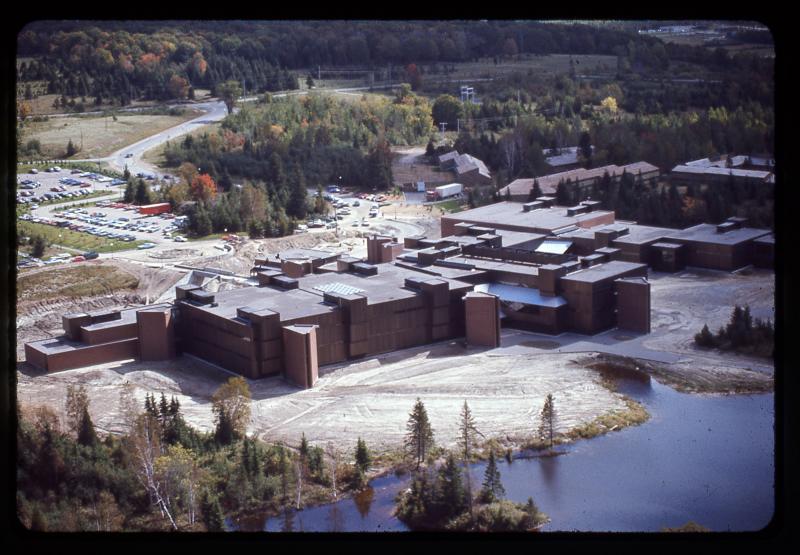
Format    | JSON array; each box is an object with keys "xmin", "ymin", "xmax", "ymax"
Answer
[{"xmin": 226, "ymin": 351, "xmax": 774, "ymax": 530}]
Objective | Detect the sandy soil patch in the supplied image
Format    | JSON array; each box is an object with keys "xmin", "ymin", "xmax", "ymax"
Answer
[{"xmin": 16, "ymin": 343, "xmax": 630, "ymax": 456}]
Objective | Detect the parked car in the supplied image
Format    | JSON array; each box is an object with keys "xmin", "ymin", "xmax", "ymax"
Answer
[
  {"xmin": 83, "ymin": 251, "xmax": 99, "ymax": 260},
  {"xmin": 72, "ymin": 256, "xmax": 85, "ymax": 263},
  {"xmin": 137, "ymin": 243, "xmax": 156, "ymax": 249}
]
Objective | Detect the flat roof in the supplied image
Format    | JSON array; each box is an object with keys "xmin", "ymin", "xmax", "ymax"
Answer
[
  {"xmin": 277, "ymin": 248, "xmax": 338, "ymax": 261},
  {"xmin": 443, "ymin": 202, "xmax": 614, "ymax": 233},
  {"xmin": 665, "ymin": 224, "xmax": 772, "ymax": 245},
  {"xmin": 475, "ymin": 282, "xmax": 567, "ymax": 308},
  {"xmin": 610, "ymin": 224, "xmax": 673, "ymax": 246},
  {"xmin": 494, "ymin": 229, "xmax": 546, "ymax": 248},
  {"xmin": 560, "ymin": 261, "xmax": 648, "ymax": 284},
  {"xmin": 753, "ymin": 233, "xmax": 774, "ymax": 245},
  {"xmin": 447, "ymin": 255, "xmax": 540, "ymax": 277},
  {"xmin": 197, "ymin": 286, "xmax": 336, "ymax": 321},
  {"xmin": 671, "ymin": 164, "xmax": 773, "ymax": 180}
]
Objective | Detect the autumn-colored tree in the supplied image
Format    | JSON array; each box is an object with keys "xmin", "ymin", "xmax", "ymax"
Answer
[
  {"xmin": 17, "ymin": 100, "xmax": 32, "ymax": 121},
  {"xmin": 405, "ymin": 64, "xmax": 422, "ymax": 91},
  {"xmin": 601, "ymin": 96, "xmax": 618, "ymax": 114},
  {"xmin": 191, "ymin": 51, "xmax": 207, "ymax": 78},
  {"xmin": 167, "ymin": 74, "xmax": 190, "ymax": 99},
  {"xmin": 178, "ymin": 161, "xmax": 199, "ymax": 186},
  {"xmin": 65, "ymin": 384, "xmax": 90, "ymax": 437},
  {"xmin": 211, "ymin": 376, "xmax": 252, "ymax": 442},
  {"xmin": 190, "ymin": 173, "xmax": 217, "ymax": 202}
]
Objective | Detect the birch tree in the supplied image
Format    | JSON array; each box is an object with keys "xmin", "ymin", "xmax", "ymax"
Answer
[{"xmin": 129, "ymin": 413, "xmax": 178, "ymax": 530}]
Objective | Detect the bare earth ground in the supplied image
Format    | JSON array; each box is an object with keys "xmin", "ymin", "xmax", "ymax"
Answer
[
  {"xmin": 15, "ymin": 230, "xmax": 775, "ymax": 456},
  {"xmin": 16, "ymin": 342, "xmax": 628, "ymax": 455}
]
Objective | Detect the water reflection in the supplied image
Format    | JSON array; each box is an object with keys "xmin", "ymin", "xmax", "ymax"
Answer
[
  {"xmin": 353, "ymin": 487, "xmax": 375, "ymax": 518},
  {"xmin": 327, "ymin": 504, "xmax": 345, "ymax": 532},
  {"xmin": 280, "ymin": 509, "xmax": 294, "ymax": 532},
  {"xmin": 539, "ymin": 454, "xmax": 559, "ymax": 488},
  {"xmin": 255, "ymin": 378, "xmax": 773, "ymax": 532}
]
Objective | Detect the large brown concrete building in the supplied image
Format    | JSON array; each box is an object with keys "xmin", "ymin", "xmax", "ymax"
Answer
[{"xmin": 24, "ymin": 198, "xmax": 771, "ymax": 388}]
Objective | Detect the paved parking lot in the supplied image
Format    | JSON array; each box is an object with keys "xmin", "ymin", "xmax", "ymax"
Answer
[
  {"xmin": 17, "ymin": 167, "xmax": 127, "ymax": 206},
  {"xmin": 24, "ymin": 201, "xmax": 188, "ymax": 245}
]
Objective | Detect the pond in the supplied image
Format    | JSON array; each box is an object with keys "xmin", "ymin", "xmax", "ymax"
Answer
[{"xmin": 230, "ymin": 369, "xmax": 774, "ymax": 532}]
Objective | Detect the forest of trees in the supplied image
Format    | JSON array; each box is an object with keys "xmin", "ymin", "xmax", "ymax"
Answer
[
  {"xmin": 694, "ymin": 305, "xmax": 774, "ymax": 359},
  {"xmin": 16, "ymin": 378, "xmax": 371, "ymax": 531},
  {"xmin": 396, "ymin": 398, "xmax": 549, "ymax": 532},
  {"xmin": 152, "ymin": 91, "xmax": 432, "ymax": 236},
  {"xmin": 16, "ymin": 20, "xmax": 772, "ymax": 108}
]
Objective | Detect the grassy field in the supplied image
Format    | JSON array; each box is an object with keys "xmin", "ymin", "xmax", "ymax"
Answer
[
  {"xmin": 435, "ymin": 199, "xmax": 465, "ymax": 213},
  {"xmin": 18, "ymin": 110, "xmax": 201, "ymax": 160},
  {"xmin": 17, "ymin": 264, "xmax": 139, "ymax": 302},
  {"xmin": 17, "ymin": 221, "xmax": 146, "ymax": 253}
]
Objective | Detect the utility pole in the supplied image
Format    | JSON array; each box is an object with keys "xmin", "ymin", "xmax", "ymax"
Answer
[{"xmin": 318, "ymin": 65, "xmax": 321, "ymax": 80}]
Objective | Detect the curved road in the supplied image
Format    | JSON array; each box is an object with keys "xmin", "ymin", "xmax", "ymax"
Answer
[{"xmin": 69, "ymin": 99, "xmax": 229, "ymax": 179}]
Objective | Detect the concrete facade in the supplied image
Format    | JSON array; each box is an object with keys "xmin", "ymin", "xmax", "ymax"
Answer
[{"xmin": 464, "ymin": 292, "xmax": 501, "ymax": 347}]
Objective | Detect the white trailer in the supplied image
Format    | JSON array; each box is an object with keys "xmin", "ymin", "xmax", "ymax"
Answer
[{"xmin": 426, "ymin": 182, "xmax": 463, "ymax": 201}]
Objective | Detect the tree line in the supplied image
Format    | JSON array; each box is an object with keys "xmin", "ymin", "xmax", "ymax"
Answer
[
  {"xmin": 396, "ymin": 395, "xmax": 558, "ymax": 531},
  {"xmin": 151, "ymin": 92, "xmax": 428, "ymax": 237},
  {"xmin": 16, "ymin": 377, "xmax": 377, "ymax": 532},
  {"xmin": 694, "ymin": 305, "xmax": 774, "ymax": 359}
]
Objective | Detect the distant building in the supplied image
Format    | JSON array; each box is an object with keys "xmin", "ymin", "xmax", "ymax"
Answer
[
  {"xmin": 543, "ymin": 146, "xmax": 594, "ymax": 171},
  {"xmin": 499, "ymin": 162, "xmax": 660, "ymax": 201},
  {"xmin": 670, "ymin": 164, "xmax": 775, "ymax": 187},
  {"xmin": 437, "ymin": 150, "xmax": 492, "ymax": 187}
]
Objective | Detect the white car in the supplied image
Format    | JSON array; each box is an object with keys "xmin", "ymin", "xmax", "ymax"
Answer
[{"xmin": 173, "ymin": 236, "xmax": 187, "ymax": 242}]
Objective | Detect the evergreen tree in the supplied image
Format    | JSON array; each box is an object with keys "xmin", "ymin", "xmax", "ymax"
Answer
[
  {"xmin": 458, "ymin": 400, "xmax": 480, "ymax": 511},
  {"xmin": 480, "ymin": 450, "xmax": 505, "ymax": 503},
  {"xmin": 201, "ymin": 493, "xmax": 225, "ymax": 532},
  {"xmin": 531, "ymin": 179, "xmax": 543, "ymax": 200},
  {"xmin": 66, "ymin": 139, "xmax": 77, "ymax": 157},
  {"xmin": 694, "ymin": 324, "xmax": 715, "ymax": 348},
  {"xmin": 214, "ymin": 410, "xmax": 234, "ymax": 446},
  {"xmin": 77, "ymin": 406, "xmax": 98, "ymax": 447},
  {"xmin": 436, "ymin": 453, "xmax": 467, "ymax": 519},
  {"xmin": 299, "ymin": 432, "xmax": 309, "ymax": 460},
  {"xmin": 31, "ymin": 235, "xmax": 46, "ymax": 258},
  {"xmin": 134, "ymin": 179, "xmax": 151, "ymax": 205},
  {"xmin": 538, "ymin": 394, "xmax": 557, "ymax": 449},
  {"xmin": 425, "ymin": 139, "xmax": 436, "ymax": 158},
  {"xmin": 123, "ymin": 180, "xmax": 135, "ymax": 203},
  {"xmin": 355, "ymin": 437, "xmax": 371, "ymax": 474},
  {"xmin": 287, "ymin": 169, "xmax": 308, "ymax": 220},
  {"xmin": 405, "ymin": 398, "xmax": 435, "ymax": 469}
]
